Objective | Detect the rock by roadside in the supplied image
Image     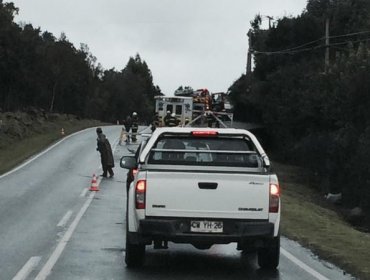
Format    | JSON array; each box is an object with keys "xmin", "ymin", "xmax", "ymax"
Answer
[
  {"xmin": 0, "ymin": 109, "xmax": 104, "ymax": 175},
  {"xmin": 0, "ymin": 109, "xmax": 83, "ymax": 150}
]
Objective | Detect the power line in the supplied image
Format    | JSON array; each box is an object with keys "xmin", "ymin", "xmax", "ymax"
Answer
[
  {"xmin": 329, "ymin": 37, "xmax": 370, "ymax": 48},
  {"xmin": 252, "ymin": 30, "xmax": 370, "ymax": 55},
  {"xmin": 252, "ymin": 37, "xmax": 324, "ymax": 54},
  {"xmin": 254, "ymin": 37, "xmax": 370, "ymax": 55},
  {"xmin": 329, "ymin": 30, "xmax": 370, "ymax": 40}
]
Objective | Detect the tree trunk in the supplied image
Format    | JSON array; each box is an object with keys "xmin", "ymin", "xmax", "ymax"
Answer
[{"xmin": 49, "ymin": 81, "xmax": 57, "ymax": 112}]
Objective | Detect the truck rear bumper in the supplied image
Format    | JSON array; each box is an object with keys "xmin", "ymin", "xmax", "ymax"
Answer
[{"xmin": 130, "ymin": 218, "xmax": 275, "ymax": 245}]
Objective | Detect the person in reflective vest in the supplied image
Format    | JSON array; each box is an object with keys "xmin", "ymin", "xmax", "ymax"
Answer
[
  {"xmin": 168, "ymin": 113, "xmax": 178, "ymax": 127},
  {"xmin": 207, "ymin": 112, "xmax": 214, "ymax": 127},
  {"xmin": 151, "ymin": 112, "xmax": 160, "ymax": 132},
  {"xmin": 131, "ymin": 112, "xmax": 139, "ymax": 142},
  {"xmin": 124, "ymin": 115, "xmax": 132, "ymax": 142},
  {"xmin": 163, "ymin": 111, "xmax": 171, "ymax": 126}
]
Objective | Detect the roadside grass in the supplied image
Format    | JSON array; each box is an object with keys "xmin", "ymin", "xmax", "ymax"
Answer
[
  {"xmin": 276, "ymin": 162, "xmax": 370, "ymax": 279},
  {"xmin": 0, "ymin": 119, "xmax": 103, "ymax": 175}
]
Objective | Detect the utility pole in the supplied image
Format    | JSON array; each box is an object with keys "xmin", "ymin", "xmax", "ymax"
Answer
[
  {"xmin": 266, "ymin": 16, "xmax": 274, "ymax": 29},
  {"xmin": 325, "ymin": 17, "xmax": 330, "ymax": 73},
  {"xmin": 246, "ymin": 29, "xmax": 252, "ymax": 75}
]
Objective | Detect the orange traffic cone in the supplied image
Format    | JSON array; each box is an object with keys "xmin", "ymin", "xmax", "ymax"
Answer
[{"xmin": 89, "ymin": 174, "xmax": 100, "ymax": 191}]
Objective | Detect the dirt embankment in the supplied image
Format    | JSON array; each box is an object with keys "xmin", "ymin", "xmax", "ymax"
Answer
[
  {"xmin": 0, "ymin": 109, "xmax": 102, "ymax": 174},
  {"xmin": 0, "ymin": 109, "xmax": 73, "ymax": 147}
]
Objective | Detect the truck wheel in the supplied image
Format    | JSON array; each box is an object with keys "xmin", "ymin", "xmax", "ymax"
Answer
[
  {"xmin": 257, "ymin": 235, "xmax": 280, "ymax": 270},
  {"xmin": 125, "ymin": 235, "xmax": 145, "ymax": 268}
]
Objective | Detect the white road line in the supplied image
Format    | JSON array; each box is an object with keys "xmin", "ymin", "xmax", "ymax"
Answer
[
  {"xmin": 34, "ymin": 192, "xmax": 96, "ymax": 280},
  {"xmin": 281, "ymin": 248, "xmax": 330, "ymax": 280},
  {"xmin": 12, "ymin": 256, "xmax": 41, "ymax": 280},
  {"xmin": 79, "ymin": 187, "xmax": 88, "ymax": 197},
  {"xmin": 56, "ymin": 210, "xmax": 73, "ymax": 227}
]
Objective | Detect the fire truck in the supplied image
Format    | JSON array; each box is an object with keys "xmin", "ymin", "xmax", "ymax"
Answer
[{"xmin": 155, "ymin": 87, "xmax": 233, "ymax": 127}]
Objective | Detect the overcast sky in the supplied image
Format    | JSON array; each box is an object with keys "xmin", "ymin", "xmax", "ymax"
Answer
[{"xmin": 9, "ymin": 0, "xmax": 308, "ymax": 95}]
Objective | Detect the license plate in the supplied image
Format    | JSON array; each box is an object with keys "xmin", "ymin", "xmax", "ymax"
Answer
[{"xmin": 190, "ymin": 220, "xmax": 223, "ymax": 233}]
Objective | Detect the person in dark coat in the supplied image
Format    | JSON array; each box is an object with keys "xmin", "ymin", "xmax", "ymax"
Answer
[{"xmin": 96, "ymin": 127, "xmax": 114, "ymax": 178}]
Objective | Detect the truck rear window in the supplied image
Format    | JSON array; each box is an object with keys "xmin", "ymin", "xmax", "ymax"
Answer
[{"xmin": 147, "ymin": 136, "xmax": 261, "ymax": 167}]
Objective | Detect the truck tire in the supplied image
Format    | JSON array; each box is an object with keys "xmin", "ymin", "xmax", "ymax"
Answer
[
  {"xmin": 125, "ymin": 235, "xmax": 145, "ymax": 268},
  {"xmin": 257, "ymin": 235, "xmax": 280, "ymax": 270}
]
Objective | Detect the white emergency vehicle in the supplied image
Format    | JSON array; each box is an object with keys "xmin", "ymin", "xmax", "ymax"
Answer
[{"xmin": 154, "ymin": 96, "xmax": 193, "ymax": 126}]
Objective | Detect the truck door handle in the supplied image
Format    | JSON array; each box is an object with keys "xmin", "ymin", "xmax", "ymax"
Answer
[{"xmin": 198, "ymin": 182, "xmax": 218, "ymax": 189}]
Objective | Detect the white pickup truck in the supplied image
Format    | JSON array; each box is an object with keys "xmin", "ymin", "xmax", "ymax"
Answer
[{"xmin": 120, "ymin": 127, "xmax": 280, "ymax": 269}]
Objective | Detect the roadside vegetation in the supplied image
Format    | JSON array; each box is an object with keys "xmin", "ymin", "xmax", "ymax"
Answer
[{"xmin": 277, "ymin": 162, "xmax": 370, "ymax": 279}]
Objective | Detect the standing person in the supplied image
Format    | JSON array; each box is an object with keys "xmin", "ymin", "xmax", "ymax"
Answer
[
  {"xmin": 151, "ymin": 112, "xmax": 159, "ymax": 132},
  {"xmin": 124, "ymin": 115, "xmax": 132, "ymax": 143},
  {"xmin": 163, "ymin": 111, "xmax": 171, "ymax": 126},
  {"xmin": 131, "ymin": 112, "xmax": 139, "ymax": 142},
  {"xmin": 168, "ymin": 113, "xmax": 178, "ymax": 127},
  {"xmin": 207, "ymin": 112, "xmax": 214, "ymax": 128},
  {"xmin": 96, "ymin": 127, "xmax": 114, "ymax": 178}
]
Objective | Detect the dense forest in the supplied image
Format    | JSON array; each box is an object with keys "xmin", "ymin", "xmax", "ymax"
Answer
[
  {"xmin": 229, "ymin": 0, "xmax": 370, "ymax": 217},
  {"xmin": 0, "ymin": 1, "xmax": 162, "ymax": 123}
]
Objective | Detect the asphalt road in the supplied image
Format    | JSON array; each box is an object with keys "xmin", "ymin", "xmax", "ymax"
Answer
[{"xmin": 0, "ymin": 125, "xmax": 355, "ymax": 280}]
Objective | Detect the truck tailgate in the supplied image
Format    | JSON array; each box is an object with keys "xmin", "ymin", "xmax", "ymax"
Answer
[{"xmin": 145, "ymin": 171, "xmax": 270, "ymax": 220}]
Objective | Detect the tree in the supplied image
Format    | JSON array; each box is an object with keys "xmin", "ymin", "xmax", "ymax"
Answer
[{"xmin": 0, "ymin": 1, "xmax": 21, "ymax": 111}]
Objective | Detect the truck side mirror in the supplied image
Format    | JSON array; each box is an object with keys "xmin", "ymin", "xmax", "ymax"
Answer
[
  {"xmin": 120, "ymin": 156, "xmax": 137, "ymax": 169},
  {"xmin": 263, "ymin": 156, "xmax": 270, "ymax": 168}
]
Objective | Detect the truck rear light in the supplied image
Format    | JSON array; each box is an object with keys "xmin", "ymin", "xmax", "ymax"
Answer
[
  {"xmin": 269, "ymin": 183, "xmax": 280, "ymax": 213},
  {"xmin": 191, "ymin": 131, "xmax": 218, "ymax": 137},
  {"xmin": 135, "ymin": 180, "xmax": 146, "ymax": 209},
  {"xmin": 270, "ymin": 184, "xmax": 279, "ymax": 196}
]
